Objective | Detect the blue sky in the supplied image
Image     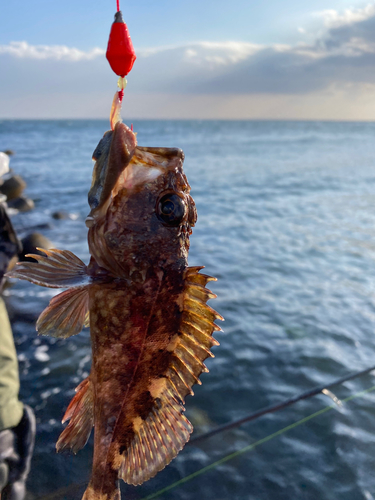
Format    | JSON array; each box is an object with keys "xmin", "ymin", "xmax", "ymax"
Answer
[
  {"xmin": 0, "ymin": 0, "xmax": 364, "ymax": 48},
  {"xmin": 2, "ymin": 0, "xmax": 375, "ymax": 119}
]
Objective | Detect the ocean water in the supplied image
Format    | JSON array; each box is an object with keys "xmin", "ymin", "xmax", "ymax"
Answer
[{"xmin": 1, "ymin": 119, "xmax": 375, "ymax": 499}]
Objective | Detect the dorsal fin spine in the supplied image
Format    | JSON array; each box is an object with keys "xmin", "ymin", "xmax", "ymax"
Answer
[
  {"xmin": 176, "ymin": 343, "xmax": 209, "ymax": 373},
  {"xmin": 184, "ymin": 297, "xmax": 224, "ymax": 321},
  {"xmin": 179, "ymin": 339, "xmax": 210, "ymax": 363},
  {"xmin": 181, "ymin": 320, "xmax": 220, "ymax": 342},
  {"xmin": 170, "ymin": 365, "xmax": 194, "ymax": 395},
  {"xmin": 172, "ymin": 357, "xmax": 201, "ymax": 385},
  {"xmin": 185, "ymin": 282, "xmax": 218, "ymax": 300},
  {"xmin": 166, "ymin": 377, "xmax": 185, "ymax": 403},
  {"xmin": 165, "ymin": 384, "xmax": 183, "ymax": 405},
  {"xmin": 180, "ymin": 331, "xmax": 215, "ymax": 357}
]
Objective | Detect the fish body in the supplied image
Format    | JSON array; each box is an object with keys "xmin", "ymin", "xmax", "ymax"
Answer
[{"xmin": 8, "ymin": 122, "xmax": 222, "ymax": 499}]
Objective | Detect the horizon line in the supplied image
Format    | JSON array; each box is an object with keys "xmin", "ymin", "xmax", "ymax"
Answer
[{"xmin": 2, "ymin": 117, "xmax": 375, "ymax": 124}]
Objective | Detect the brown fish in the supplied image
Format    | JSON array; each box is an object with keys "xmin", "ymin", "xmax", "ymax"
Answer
[{"xmin": 7, "ymin": 122, "xmax": 223, "ymax": 499}]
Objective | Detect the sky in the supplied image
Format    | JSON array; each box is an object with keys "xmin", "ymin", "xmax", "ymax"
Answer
[{"xmin": 3, "ymin": 1, "xmax": 375, "ymax": 119}]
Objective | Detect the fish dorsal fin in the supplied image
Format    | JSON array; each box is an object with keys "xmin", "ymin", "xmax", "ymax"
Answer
[
  {"xmin": 119, "ymin": 267, "xmax": 222, "ymax": 486},
  {"xmin": 36, "ymin": 286, "xmax": 89, "ymax": 338},
  {"xmin": 167, "ymin": 266, "xmax": 222, "ymax": 401},
  {"xmin": 6, "ymin": 248, "xmax": 89, "ymax": 288},
  {"xmin": 56, "ymin": 378, "xmax": 94, "ymax": 454}
]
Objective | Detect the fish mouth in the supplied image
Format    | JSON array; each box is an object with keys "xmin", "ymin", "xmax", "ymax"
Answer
[
  {"xmin": 86, "ymin": 122, "xmax": 137, "ymax": 226},
  {"xmin": 86, "ymin": 122, "xmax": 184, "ymax": 227}
]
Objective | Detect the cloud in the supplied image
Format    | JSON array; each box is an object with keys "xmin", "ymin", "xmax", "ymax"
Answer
[
  {"xmin": 314, "ymin": 5, "xmax": 375, "ymax": 29},
  {"xmin": 169, "ymin": 3, "xmax": 375, "ymax": 95},
  {"xmin": 3, "ymin": 2, "xmax": 375, "ymax": 99},
  {"xmin": 3, "ymin": 4, "xmax": 375, "ymax": 118},
  {"xmin": 138, "ymin": 41, "xmax": 262, "ymax": 64},
  {"xmin": 0, "ymin": 41, "xmax": 104, "ymax": 61}
]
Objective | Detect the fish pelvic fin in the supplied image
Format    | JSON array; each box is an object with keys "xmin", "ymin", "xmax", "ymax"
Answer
[
  {"xmin": 6, "ymin": 248, "xmax": 89, "ymax": 288},
  {"xmin": 119, "ymin": 267, "xmax": 222, "ymax": 486},
  {"xmin": 56, "ymin": 378, "xmax": 94, "ymax": 454},
  {"xmin": 36, "ymin": 285, "xmax": 89, "ymax": 338}
]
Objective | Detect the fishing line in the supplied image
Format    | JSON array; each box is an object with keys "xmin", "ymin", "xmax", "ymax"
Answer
[{"xmin": 141, "ymin": 384, "xmax": 375, "ymax": 500}]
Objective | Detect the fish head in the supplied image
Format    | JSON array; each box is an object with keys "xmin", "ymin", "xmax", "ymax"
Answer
[{"xmin": 87, "ymin": 122, "xmax": 197, "ymax": 279}]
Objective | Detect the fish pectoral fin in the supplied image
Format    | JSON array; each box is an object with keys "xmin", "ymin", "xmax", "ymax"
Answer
[
  {"xmin": 56, "ymin": 377, "xmax": 94, "ymax": 454},
  {"xmin": 6, "ymin": 248, "xmax": 89, "ymax": 288},
  {"xmin": 37, "ymin": 285, "xmax": 89, "ymax": 338},
  {"xmin": 119, "ymin": 383, "xmax": 193, "ymax": 486}
]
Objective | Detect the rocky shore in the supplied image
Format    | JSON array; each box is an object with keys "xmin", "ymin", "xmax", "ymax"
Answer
[{"xmin": 0, "ymin": 150, "xmax": 53, "ymax": 266}]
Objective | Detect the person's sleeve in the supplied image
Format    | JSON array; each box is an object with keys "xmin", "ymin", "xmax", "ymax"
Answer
[{"xmin": 0, "ymin": 297, "xmax": 23, "ymax": 431}]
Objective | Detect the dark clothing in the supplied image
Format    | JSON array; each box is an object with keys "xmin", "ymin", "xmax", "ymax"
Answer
[{"xmin": 0, "ymin": 204, "xmax": 22, "ymax": 291}]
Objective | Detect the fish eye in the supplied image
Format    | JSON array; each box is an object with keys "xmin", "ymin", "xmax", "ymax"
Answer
[{"xmin": 157, "ymin": 194, "xmax": 186, "ymax": 227}]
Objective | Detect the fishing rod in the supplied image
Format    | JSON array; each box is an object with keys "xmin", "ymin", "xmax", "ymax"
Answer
[
  {"xmin": 36, "ymin": 362, "xmax": 375, "ymax": 500},
  {"xmin": 142, "ymin": 384, "xmax": 375, "ymax": 500},
  {"xmin": 188, "ymin": 363, "xmax": 375, "ymax": 445}
]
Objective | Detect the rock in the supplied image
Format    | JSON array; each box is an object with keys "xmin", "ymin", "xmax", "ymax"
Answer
[
  {"xmin": 27, "ymin": 223, "xmax": 54, "ymax": 231},
  {"xmin": 52, "ymin": 211, "xmax": 69, "ymax": 220},
  {"xmin": 7, "ymin": 197, "xmax": 35, "ymax": 212},
  {"xmin": 0, "ymin": 175, "xmax": 26, "ymax": 201},
  {"xmin": 20, "ymin": 233, "xmax": 53, "ymax": 262}
]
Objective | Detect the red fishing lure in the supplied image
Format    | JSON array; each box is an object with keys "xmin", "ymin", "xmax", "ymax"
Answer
[
  {"xmin": 106, "ymin": 10, "xmax": 136, "ymax": 78},
  {"xmin": 106, "ymin": 2, "xmax": 136, "ymax": 128}
]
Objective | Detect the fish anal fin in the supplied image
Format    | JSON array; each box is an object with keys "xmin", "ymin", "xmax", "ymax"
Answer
[
  {"xmin": 56, "ymin": 377, "xmax": 94, "ymax": 454},
  {"xmin": 6, "ymin": 248, "xmax": 89, "ymax": 288},
  {"xmin": 37, "ymin": 286, "xmax": 89, "ymax": 338},
  {"xmin": 119, "ymin": 379, "xmax": 192, "ymax": 486}
]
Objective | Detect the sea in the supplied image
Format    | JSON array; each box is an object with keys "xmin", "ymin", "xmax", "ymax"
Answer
[{"xmin": 1, "ymin": 119, "xmax": 375, "ymax": 500}]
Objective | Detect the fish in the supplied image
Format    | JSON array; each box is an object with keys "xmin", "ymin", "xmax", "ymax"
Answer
[{"xmin": 7, "ymin": 120, "xmax": 223, "ymax": 499}]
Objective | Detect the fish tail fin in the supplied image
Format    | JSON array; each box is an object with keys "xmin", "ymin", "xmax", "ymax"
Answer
[
  {"xmin": 82, "ymin": 484, "xmax": 120, "ymax": 500},
  {"xmin": 56, "ymin": 378, "xmax": 94, "ymax": 454},
  {"xmin": 6, "ymin": 247, "xmax": 89, "ymax": 288}
]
